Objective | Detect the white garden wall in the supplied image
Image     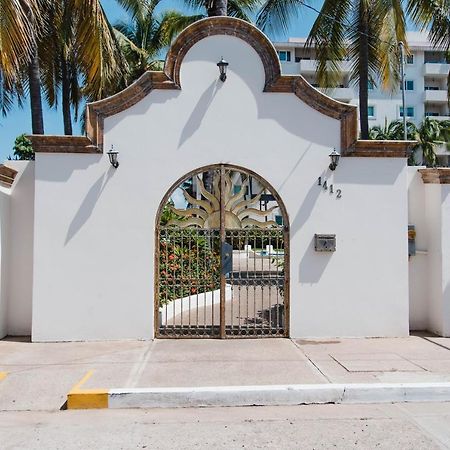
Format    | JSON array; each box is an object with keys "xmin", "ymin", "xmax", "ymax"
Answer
[
  {"xmin": 31, "ymin": 33, "xmax": 409, "ymax": 341},
  {"xmin": 407, "ymin": 167, "xmax": 428, "ymax": 330},
  {"xmin": 6, "ymin": 161, "xmax": 34, "ymax": 335},
  {"xmin": 0, "ymin": 187, "xmax": 10, "ymax": 338}
]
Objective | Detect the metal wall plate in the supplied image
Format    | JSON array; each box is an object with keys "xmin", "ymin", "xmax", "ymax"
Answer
[
  {"xmin": 408, "ymin": 225, "xmax": 416, "ymax": 257},
  {"xmin": 314, "ymin": 234, "xmax": 336, "ymax": 252}
]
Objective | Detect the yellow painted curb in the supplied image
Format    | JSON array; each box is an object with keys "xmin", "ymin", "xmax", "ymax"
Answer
[
  {"xmin": 0, "ymin": 372, "xmax": 7, "ymax": 382},
  {"xmin": 67, "ymin": 389, "xmax": 109, "ymax": 409},
  {"xmin": 67, "ymin": 370, "xmax": 108, "ymax": 409}
]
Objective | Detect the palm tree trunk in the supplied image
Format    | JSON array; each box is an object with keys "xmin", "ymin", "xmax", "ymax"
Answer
[
  {"xmin": 207, "ymin": 0, "xmax": 227, "ymax": 16},
  {"xmin": 358, "ymin": 4, "xmax": 369, "ymax": 140},
  {"xmin": 61, "ymin": 57, "xmax": 73, "ymax": 135},
  {"xmin": 28, "ymin": 50, "xmax": 44, "ymax": 135}
]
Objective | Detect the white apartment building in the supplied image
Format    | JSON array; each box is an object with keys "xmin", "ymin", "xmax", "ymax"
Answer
[{"xmin": 274, "ymin": 31, "xmax": 450, "ymax": 127}]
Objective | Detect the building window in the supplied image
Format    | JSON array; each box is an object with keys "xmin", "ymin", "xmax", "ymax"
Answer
[
  {"xmin": 406, "ymin": 54, "xmax": 414, "ymax": 64},
  {"xmin": 368, "ymin": 105, "xmax": 376, "ymax": 119},
  {"xmin": 425, "ymin": 86, "xmax": 439, "ymax": 91},
  {"xmin": 400, "ymin": 106, "xmax": 415, "ymax": 118},
  {"xmin": 425, "ymin": 112, "xmax": 439, "ymax": 117},
  {"xmin": 277, "ymin": 51, "xmax": 291, "ymax": 62},
  {"xmin": 403, "ymin": 80, "xmax": 414, "ymax": 90}
]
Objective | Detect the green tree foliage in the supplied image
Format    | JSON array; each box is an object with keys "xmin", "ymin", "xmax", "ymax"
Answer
[
  {"xmin": 9, "ymin": 134, "xmax": 34, "ymax": 161},
  {"xmin": 114, "ymin": 0, "xmax": 203, "ymax": 83},
  {"xmin": 159, "ymin": 230, "xmax": 221, "ymax": 305},
  {"xmin": 369, "ymin": 118, "xmax": 450, "ymax": 166}
]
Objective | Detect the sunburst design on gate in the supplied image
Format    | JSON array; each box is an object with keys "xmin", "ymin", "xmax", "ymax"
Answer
[{"xmin": 166, "ymin": 172, "xmax": 279, "ymax": 229}]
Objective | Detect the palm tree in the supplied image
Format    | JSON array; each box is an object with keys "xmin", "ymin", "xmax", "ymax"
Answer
[
  {"xmin": 406, "ymin": 0, "xmax": 450, "ymax": 96},
  {"xmin": 0, "ymin": 0, "xmax": 41, "ymax": 123},
  {"xmin": 257, "ymin": 0, "xmax": 406, "ymax": 139},
  {"xmin": 369, "ymin": 118, "xmax": 416, "ymax": 140},
  {"xmin": 369, "ymin": 117, "xmax": 450, "ymax": 166},
  {"xmin": 114, "ymin": 0, "xmax": 204, "ymax": 83},
  {"xmin": 34, "ymin": 0, "xmax": 127, "ymax": 135},
  {"xmin": 413, "ymin": 117, "xmax": 446, "ymax": 167}
]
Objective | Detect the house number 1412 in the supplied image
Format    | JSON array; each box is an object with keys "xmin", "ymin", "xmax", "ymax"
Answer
[{"xmin": 318, "ymin": 177, "xmax": 342, "ymax": 198}]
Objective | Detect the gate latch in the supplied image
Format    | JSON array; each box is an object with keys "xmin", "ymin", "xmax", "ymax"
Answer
[{"xmin": 221, "ymin": 242, "xmax": 233, "ymax": 275}]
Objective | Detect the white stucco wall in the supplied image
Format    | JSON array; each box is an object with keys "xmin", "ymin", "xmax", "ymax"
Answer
[
  {"xmin": 6, "ymin": 161, "xmax": 34, "ymax": 335},
  {"xmin": 407, "ymin": 167, "xmax": 428, "ymax": 330},
  {"xmin": 0, "ymin": 187, "xmax": 11, "ymax": 338},
  {"xmin": 440, "ymin": 186, "xmax": 450, "ymax": 336},
  {"xmin": 32, "ymin": 34, "xmax": 409, "ymax": 341},
  {"xmin": 424, "ymin": 184, "xmax": 443, "ymax": 334}
]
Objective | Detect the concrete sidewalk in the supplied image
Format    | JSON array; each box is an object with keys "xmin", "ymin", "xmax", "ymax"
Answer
[{"xmin": 1, "ymin": 334, "xmax": 450, "ymax": 410}]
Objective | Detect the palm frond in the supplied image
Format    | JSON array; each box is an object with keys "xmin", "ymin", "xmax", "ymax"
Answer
[
  {"xmin": 306, "ymin": 0, "xmax": 352, "ymax": 88},
  {"xmin": 256, "ymin": 0, "xmax": 307, "ymax": 36},
  {"xmin": 155, "ymin": 12, "xmax": 205, "ymax": 49}
]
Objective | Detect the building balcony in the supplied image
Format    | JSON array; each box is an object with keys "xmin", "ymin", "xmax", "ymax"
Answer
[
  {"xmin": 280, "ymin": 62, "xmax": 301, "ymax": 75},
  {"xmin": 424, "ymin": 89, "xmax": 448, "ymax": 103},
  {"xmin": 423, "ymin": 63, "xmax": 450, "ymax": 77},
  {"xmin": 425, "ymin": 115, "xmax": 450, "ymax": 121},
  {"xmin": 318, "ymin": 87, "xmax": 354, "ymax": 102},
  {"xmin": 298, "ymin": 59, "xmax": 351, "ymax": 74}
]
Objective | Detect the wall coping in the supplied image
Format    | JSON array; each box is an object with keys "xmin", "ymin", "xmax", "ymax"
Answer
[
  {"xmin": 345, "ymin": 140, "xmax": 416, "ymax": 158},
  {"xmin": 0, "ymin": 164, "xmax": 18, "ymax": 188},
  {"xmin": 27, "ymin": 17, "xmax": 409, "ymax": 160},
  {"xmin": 28, "ymin": 136, "xmax": 101, "ymax": 154},
  {"xmin": 418, "ymin": 168, "xmax": 450, "ymax": 184}
]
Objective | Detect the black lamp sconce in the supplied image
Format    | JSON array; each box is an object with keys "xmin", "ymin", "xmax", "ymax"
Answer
[
  {"xmin": 217, "ymin": 57, "xmax": 229, "ymax": 82},
  {"xmin": 329, "ymin": 148, "xmax": 340, "ymax": 171},
  {"xmin": 107, "ymin": 145, "xmax": 119, "ymax": 169}
]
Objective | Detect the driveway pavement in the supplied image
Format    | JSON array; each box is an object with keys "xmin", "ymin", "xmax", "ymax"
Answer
[{"xmin": 1, "ymin": 334, "xmax": 450, "ymax": 411}]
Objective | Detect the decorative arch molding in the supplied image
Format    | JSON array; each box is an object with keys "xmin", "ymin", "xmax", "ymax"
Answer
[{"xmin": 29, "ymin": 17, "xmax": 411, "ymax": 157}]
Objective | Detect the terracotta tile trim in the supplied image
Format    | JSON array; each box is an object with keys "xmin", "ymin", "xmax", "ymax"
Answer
[
  {"xmin": 0, "ymin": 164, "xmax": 18, "ymax": 188},
  {"xmin": 29, "ymin": 136, "xmax": 101, "ymax": 154},
  {"xmin": 419, "ymin": 168, "xmax": 450, "ymax": 184},
  {"xmin": 27, "ymin": 17, "xmax": 407, "ymax": 158},
  {"xmin": 85, "ymin": 17, "xmax": 359, "ymax": 151},
  {"xmin": 165, "ymin": 17, "xmax": 281, "ymax": 90},
  {"xmin": 344, "ymin": 140, "xmax": 416, "ymax": 158}
]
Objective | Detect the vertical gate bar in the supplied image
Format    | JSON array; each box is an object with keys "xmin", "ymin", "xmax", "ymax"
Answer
[
  {"xmin": 267, "ymin": 231, "xmax": 271, "ymax": 334},
  {"xmin": 230, "ymin": 231, "xmax": 233, "ymax": 334},
  {"xmin": 155, "ymin": 227, "xmax": 161, "ymax": 337},
  {"xmin": 209, "ymin": 230, "xmax": 212, "ymax": 334},
  {"xmin": 220, "ymin": 166, "xmax": 226, "ymax": 338},
  {"xmin": 196, "ymin": 228, "xmax": 200, "ymax": 331},
  {"xmin": 180, "ymin": 230, "xmax": 183, "ymax": 330},
  {"xmin": 165, "ymin": 230, "xmax": 168, "ymax": 333},
  {"xmin": 276, "ymin": 231, "xmax": 280, "ymax": 333},
  {"xmin": 238, "ymin": 231, "xmax": 242, "ymax": 333},
  {"xmin": 188, "ymin": 231, "xmax": 191, "ymax": 330},
  {"xmin": 284, "ymin": 225, "xmax": 290, "ymax": 337},
  {"xmin": 172, "ymin": 230, "xmax": 176, "ymax": 333}
]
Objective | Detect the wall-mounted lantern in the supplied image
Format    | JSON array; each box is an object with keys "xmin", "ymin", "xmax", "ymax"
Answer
[
  {"xmin": 217, "ymin": 57, "xmax": 229, "ymax": 82},
  {"xmin": 107, "ymin": 145, "xmax": 119, "ymax": 169},
  {"xmin": 329, "ymin": 148, "xmax": 340, "ymax": 171}
]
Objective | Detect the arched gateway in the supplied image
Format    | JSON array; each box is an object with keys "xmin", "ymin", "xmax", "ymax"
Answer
[{"xmin": 155, "ymin": 164, "xmax": 289, "ymax": 338}]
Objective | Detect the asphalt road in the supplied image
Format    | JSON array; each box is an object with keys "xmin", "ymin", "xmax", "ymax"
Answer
[{"xmin": 2, "ymin": 403, "xmax": 450, "ymax": 449}]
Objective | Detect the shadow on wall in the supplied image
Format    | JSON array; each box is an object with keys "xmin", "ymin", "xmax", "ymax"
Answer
[
  {"xmin": 179, "ymin": 80, "xmax": 223, "ymax": 148},
  {"xmin": 175, "ymin": 42, "xmax": 339, "ymax": 150},
  {"xmin": 290, "ymin": 179, "xmax": 323, "ymax": 238},
  {"xmin": 334, "ymin": 159, "xmax": 403, "ymax": 185},
  {"xmin": 64, "ymin": 167, "xmax": 115, "ymax": 245},
  {"xmin": 36, "ymin": 155, "xmax": 103, "ymax": 183},
  {"xmin": 298, "ymin": 235, "xmax": 333, "ymax": 284}
]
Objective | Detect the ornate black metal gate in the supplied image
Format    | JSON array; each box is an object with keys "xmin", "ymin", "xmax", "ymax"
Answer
[{"xmin": 155, "ymin": 165, "xmax": 289, "ymax": 338}]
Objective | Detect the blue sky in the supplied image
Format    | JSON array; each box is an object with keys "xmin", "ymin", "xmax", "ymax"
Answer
[{"xmin": 0, "ymin": 1, "xmax": 321, "ymax": 161}]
